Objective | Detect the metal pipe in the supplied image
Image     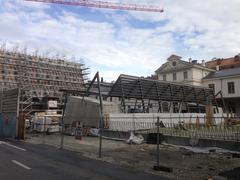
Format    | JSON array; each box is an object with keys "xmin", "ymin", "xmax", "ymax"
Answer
[
  {"xmin": 96, "ymin": 72, "xmax": 104, "ymax": 158},
  {"xmin": 156, "ymin": 117, "xmax": 160, "ymax": 167},
  {"xmin": 60, "ymin": 92, "xmax": 68, "ymax": 149},
  {"xmin": 43, "ymin": 116, "xmax": 46, "ymax": 144}
]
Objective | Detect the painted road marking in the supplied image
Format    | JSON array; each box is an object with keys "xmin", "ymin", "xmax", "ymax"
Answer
[
  {"xmin": 0, "ymin": 141, "xmax": 26, "ymax": 151},
  {"xmin": 11, "ymin": 160, "xmax": 31, "ymax": 170}
]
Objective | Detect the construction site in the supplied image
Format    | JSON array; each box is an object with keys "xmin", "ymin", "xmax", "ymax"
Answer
[
  {"xmin": 0, "ymin": 48, "xmax": 88, "ymax": 138},
  {"xmin": 0, "ymin": 0, "xmax": 240, "ymax": 180}
]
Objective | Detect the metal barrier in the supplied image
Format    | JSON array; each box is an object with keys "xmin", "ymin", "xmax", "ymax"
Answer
[
  {"xmin": 108, "ymin": 116, "xmax": 240, "ymax": 142},
  {"xmin": 0, "ymin": 88, "xmax": 19, "ymax": 138}
]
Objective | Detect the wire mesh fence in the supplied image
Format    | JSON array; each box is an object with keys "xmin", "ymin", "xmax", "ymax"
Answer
[
  {"xmin": 24, "ymin": 113, "xmax": 240, "ymax": 180},
  {"xmin": 108, "ymin": 116, "xmax": 240, "ymax": 142},
  {"xmin": 25, "ymin": 114, "xmax": 240, "ymax": 143}
]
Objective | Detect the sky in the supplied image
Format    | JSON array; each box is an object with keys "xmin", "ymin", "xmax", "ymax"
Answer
[{"xmin": 0, "ymin": 0, "xmax": 240, "ymax": 81}]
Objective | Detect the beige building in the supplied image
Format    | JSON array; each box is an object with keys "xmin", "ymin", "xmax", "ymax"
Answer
[
  {"xmin": 202, "ymin": 67, "xmax": 240, "ymax": 115},
  {"xmin": 155, "ymin": 55, "xmax": 215, "ymax": 86}
]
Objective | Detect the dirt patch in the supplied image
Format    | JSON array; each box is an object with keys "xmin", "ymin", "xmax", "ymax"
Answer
[
  {"xmin": 25, "ymin": 133, "xmax": 240, "ymax": 180},
  {"xmin": 219, "ymin": 167, "xmax": 240, "ymax": 180}
]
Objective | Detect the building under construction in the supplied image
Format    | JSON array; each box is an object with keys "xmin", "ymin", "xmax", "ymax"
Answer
[{"xmin": 0, "ymin": 49, "xmax": 88, "ymax": 114}]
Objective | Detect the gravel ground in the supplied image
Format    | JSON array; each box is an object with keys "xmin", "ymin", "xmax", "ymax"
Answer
[{"xmin": 25, "ymin": 133, "xmax": 240, "ymax": 180}]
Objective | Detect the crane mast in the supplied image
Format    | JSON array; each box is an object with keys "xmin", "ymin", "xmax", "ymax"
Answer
[{"xmin": 25, "ymin": 0, "xmax": 164, "ymax": 13}]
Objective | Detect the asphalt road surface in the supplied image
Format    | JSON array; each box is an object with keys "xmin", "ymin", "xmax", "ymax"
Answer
[{"xmin": 0, "ymin": 139, "xmax": 168, "ymax": 180}]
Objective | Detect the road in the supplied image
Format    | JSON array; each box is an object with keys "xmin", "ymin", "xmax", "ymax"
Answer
[{"xmin": 0, "ymin": 139, "xmax": 168, "ymax": 180}]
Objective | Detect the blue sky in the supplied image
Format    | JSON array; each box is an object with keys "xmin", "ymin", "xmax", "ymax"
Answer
[{"xmin": 0, "ymin": 0, "xmax": 240, "ymax": 81}]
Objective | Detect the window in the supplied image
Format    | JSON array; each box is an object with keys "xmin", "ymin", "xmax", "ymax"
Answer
[
  {"xmin": 172, "ymin": 61, "xmax": 176, "ymax": 66},
  {"xmin": 228, "ymin": 82, "xmax": 235, "ymax": 94},
  {"xmin": 183, "ymin": 71, "xmax": 188, "ymax": 79},
  {"xmin": 163, "ymin": 74, "xmax": 166, "ymax": 81},
  {"xmin": 173, "ymin": 72, "xmax": 177, "ymax": 80},
  {"xmin": 208, "ymin": 84, "xmax": 215, "ymax": 93}
]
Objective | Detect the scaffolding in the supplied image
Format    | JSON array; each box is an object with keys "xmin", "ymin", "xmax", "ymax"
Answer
[
  {"xmin": 0, "ymin": 49, "xmax": 88, "ymax": 115},
  {"xmin": 0, "ymin": 50, "xmax": 88, "ymax": 91}
]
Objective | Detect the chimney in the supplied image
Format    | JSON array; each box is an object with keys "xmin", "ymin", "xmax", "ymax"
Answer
[
  {"xmin": 192, "ymin": 60, "xmax": 198, "ymax": 64},
  {"xmin": 189, "ymin": 58, "xmax": 192, "ymax": 63},
  {"xmin": 234, "ymin": 54, "xmax": 240, "ymax": 62},
  {"xmin": 216, "ymin": 65, "xmax": 220, "ymax": 71},
  {"xmin": 202, "ymin": 60, "xmax": 206, "ymax": 67}
]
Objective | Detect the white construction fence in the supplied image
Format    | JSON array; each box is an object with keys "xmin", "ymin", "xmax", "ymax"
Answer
[{"xmin": 108, "ymin": 113, "xmax": 228, "ymax": 132}]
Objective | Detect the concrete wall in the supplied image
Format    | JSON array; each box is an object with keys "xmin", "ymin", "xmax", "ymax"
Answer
[
  {"xmin": 191, "ymin": 68, "xmax": 210, "ymax": 86},
  {"xmin": 164, "ymin": 136, "xmax": 240, "ymax": 152},
  {"xmin": 108, "ymin": 113, "xmax": 227, "ymax": 132},
  {"xmin": 64, "ymin": 96, "xmax": 120, "ymax": 128}
]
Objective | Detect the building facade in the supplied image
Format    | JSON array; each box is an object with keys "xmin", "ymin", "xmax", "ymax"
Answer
[
  {"xmin": 203, "ymin": 66, "xmax": 240, "ymax": 115},
  {"xmin": 155, "ymin": 54, "xmax": 214, "ymax": 86}
]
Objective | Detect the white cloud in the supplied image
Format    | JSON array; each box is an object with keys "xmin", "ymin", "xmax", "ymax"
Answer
[
  {"xmin": 0, "ymin": 0, "xmax": 240, "ymax": 81},
  {"xmin": 130, "ymin": 0, "xmax": 240, "ymax": 59},
  {"xmin": 0, "ymin": 0, "xmax": 175, "ymax": 81}
]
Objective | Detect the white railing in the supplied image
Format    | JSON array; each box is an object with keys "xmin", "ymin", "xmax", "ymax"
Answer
[{"xmin": 108, "ymin": 113, "xmax": 227, "ymax": 132}]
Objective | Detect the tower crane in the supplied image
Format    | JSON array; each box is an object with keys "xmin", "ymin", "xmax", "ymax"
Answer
[{"xmin": 25, "ymin": 0, "xmax": 164, "ymax": 13}]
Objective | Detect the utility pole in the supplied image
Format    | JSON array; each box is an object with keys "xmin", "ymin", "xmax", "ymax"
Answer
[
  {"xmin": 60, "ymin": 92, "xmax": 68, "ymax": 149},
  {"xmin": 156, "ymin": 117, "xmax": 160, "ymax": 168},
  {"xmin": 96, "ymin": 72, "xmax": 104, "ymax": 158},
  {"xmin": 153, "ymin": 117, "xmax": 173, "ymax": 172}
]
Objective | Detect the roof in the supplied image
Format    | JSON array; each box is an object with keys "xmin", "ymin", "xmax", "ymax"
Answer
[
  {"xmin": 206, "ymin": 55, "xmax": 240, "ymax": 69},
  {"xmin": 203, "ymin": 67, "xmax": 240, "ymax": 80},
  {"xmin": 86, "ymin": 81, "xmax": 113, "ymax": 95},
  {"xmin": 167, "ymin": 54, "xmax": 182, "ymax": 61},
  {"xmin": 69, "ymin": 96, "xmax": 117, "ymax": 105},
  {"xmin": 155, "ymin": 55, "xmax": 214, "ymax": 74},
  {"xmin": 109, "ymin": 74, "xmax": 215, "ymax": 105}
]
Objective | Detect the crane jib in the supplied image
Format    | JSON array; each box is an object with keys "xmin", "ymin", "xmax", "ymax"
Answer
[{"xmin": 24, "ymin": 0, "xmax": 164, "ymax": 13}]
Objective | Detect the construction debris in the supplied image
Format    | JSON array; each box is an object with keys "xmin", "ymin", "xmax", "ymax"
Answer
[
  {"xmin": 126, "ymin": 132, "xmax": 144, "ymax": 144},
  {"xmin": 30, "ymin": 114, "xmax": 62, "ymax": 133}
]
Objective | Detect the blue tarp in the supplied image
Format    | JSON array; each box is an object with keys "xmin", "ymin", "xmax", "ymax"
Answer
[{"xmin": 0, "ymin": 114, "xmax": 17, "ymax": 138}]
